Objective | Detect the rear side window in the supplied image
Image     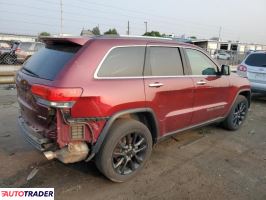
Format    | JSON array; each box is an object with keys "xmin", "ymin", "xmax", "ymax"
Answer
[
  {"xmin": 22, "ymin": 44, "xmax": 80, "ymax": 80},
  {"xmin": 145, "ymin": 47, "xmax": 183, "ymax": 76},
  {"xmin": 97, "ymin": 47, "xmax": 145, "ymax": 77},
  {"xmin": 245, "ymin": 53, "xmax": 266, "ymax": 67}
]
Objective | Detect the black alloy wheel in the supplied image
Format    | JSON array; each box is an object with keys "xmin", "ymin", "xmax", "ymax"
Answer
[{"xmin": 112, "ymin": 132, "xmax": 148, "ymax": 175}]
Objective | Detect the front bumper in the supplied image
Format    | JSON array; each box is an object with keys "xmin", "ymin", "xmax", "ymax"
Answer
[{"xmin": 17, "ymin": 116, "xmax": 53, "ymax": 151}]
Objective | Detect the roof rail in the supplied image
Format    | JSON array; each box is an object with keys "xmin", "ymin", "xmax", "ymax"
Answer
[{"xmin": 119, "ymin": 35, "xmax": 173, "ymax": 40}]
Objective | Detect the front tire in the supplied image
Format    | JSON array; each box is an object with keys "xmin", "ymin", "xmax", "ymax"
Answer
[
  {"xmin": 95, "ymin": 119, "xmax": 153, "ymax": 182},
  {"xmin": 222, "ymin": 95, "xmax": 248, "ymax": 130}
]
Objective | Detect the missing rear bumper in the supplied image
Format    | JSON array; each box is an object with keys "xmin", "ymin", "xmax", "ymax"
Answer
[{"xmin": 17, "ymin": 116, "xmax": 54, "ymax": 151}]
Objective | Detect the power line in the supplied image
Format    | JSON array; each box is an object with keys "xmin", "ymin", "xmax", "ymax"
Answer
[
  {"xmin": 0, "ymin": 0, "xmax": 261, "ymax": 41},
  {"xmin": 0, "ymin": 1, "xmax": 233, "ymax": 35},
  {"xmin": 60, "ymin": 0, "xmax": 63, "ymax": 35}
]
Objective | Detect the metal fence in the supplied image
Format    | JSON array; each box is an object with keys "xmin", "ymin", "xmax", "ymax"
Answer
[
  {"xmin": 205, "ymin": 48, "xmax": 247, "ymax": 66},
  {"xmin": 0, "ymin": 64, "xmax": 21, "ymax": 84},
  {"xmin": 0, "ymin": 47, "xmax": 21, "ymax": 84}
]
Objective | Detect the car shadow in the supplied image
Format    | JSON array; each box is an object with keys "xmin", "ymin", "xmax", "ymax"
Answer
[{"xmin": 251, "ymin": 93, "xmax": 266, "ymax": 104}]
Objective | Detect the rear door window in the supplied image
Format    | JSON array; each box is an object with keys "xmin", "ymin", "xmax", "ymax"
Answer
[
  {"xmin": 97, "ymin": 46, "xmax": 145, "ymax": 77},
  {"xmin": 245, "ymin": 53, "xmax": 266, "ymax": 67},
  {"xmin": 145, "ymin": 47, "xmax": 184, "ymax": 76},
  {"xmin": 22, "ymin": 44, "xmax": 80, "ymax": 80}
]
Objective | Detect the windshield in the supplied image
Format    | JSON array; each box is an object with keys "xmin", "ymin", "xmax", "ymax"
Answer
[
  {"xmin": 245, "ymin": 53, "xmax": 266, "ymax": 67},
  {"xmin": 22, "ymin": 44, "xmax": 80, "ymax": 80}
]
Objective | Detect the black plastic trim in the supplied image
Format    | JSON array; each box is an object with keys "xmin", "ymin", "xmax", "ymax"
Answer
[
  {"xmin": 17, "ymin": 116, "xmax": 52, "ymax": 151},
  {"xmin": 91, "ymin": 108, "xmax": 159, "ymax": 154}
]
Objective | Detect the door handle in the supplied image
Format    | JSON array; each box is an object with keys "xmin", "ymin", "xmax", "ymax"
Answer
[
  {"xmin": 149, "ymin": 82, "xmax": 164, "ymax": 88},
  {"xmin": 196, "ymin": 80, "xmax": 207, "ymax": 85}
]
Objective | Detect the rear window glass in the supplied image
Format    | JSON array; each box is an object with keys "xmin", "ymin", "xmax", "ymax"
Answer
[
  {"xmin": 245, "ymin": 53, "xmax": 266, "ymax": 67},
  {"xmin": 22, "ymin": 44, "xmax": 80, "ymax": 80},
  {"xmin": 97, "ymin": 47, "xmax": 145, "ymax": 77}
]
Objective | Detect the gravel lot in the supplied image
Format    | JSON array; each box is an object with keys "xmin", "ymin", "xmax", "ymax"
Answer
[{"xmin": 0, "ymin": 85, "xmax": 266, "ymax": 200}]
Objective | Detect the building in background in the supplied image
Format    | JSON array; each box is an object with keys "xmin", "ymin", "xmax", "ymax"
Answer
[
  {"xmin": 191, "ymin": 39, "xmax": 266, "ymax": 55},
  {"xmin": 0, "ymin": 32, "xmax": 37, "ymax": 42}
]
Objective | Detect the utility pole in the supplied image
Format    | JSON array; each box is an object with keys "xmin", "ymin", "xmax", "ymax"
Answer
[
  {"xmin": 127, "ymin": 21, "xmax": 130, "ymax": 35},
  {"xmin": 60, "ymin": 0, "xmax": 63, "ymax": 36},
  {"xmin": 218, "ymin": 26, "xmax": 222, "ymax": 41},
  {"xmin": 144, "ymin": 21, "xmax": 148, "ymax": 33}
]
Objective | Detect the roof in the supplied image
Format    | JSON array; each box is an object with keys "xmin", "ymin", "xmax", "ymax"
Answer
[
  {"xmin": 248, "ymin": 50, "xmax": 266, "ymax": 54},
  {"xmin": 40, "ymin": 35, "xmax": 196, "ymax": 48}
]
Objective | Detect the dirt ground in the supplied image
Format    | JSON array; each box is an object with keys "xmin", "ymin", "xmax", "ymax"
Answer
[{"xmin": 0, "ymin": 85, "xmax": 266, "ymax": 200}]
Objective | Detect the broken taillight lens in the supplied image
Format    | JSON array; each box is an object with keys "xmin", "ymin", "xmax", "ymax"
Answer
[{"xmin": 31, "ymin": 84, "xmax": 83, "ymax": 108}]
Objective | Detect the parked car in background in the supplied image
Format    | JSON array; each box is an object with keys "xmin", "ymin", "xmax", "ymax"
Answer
[
  {"xmin": 16, "ymin": 36, "xmax": 250, "ymax": 182},
  {"xmin": 0, "ymin": 41, "xmax": 11, "ymax": 49},
  {"xmin": 0, "ymin": 41, "xmax": 17, "ymax": 64},
  {"xmin": 237, "ymin": 51, "xmax": 266, "ymax": 94},
  {"xmin": 15, "ymin": 42, "xmax": 44, "ymax": 63},
  {"xmin": 214, "ymin": 52, "xmax": 231, "ymax": 60}
]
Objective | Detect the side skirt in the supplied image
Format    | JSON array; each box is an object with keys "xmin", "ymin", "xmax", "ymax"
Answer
[{"xmin": 157, "ymin": 117, "xmax": 224, "ymax": 143}]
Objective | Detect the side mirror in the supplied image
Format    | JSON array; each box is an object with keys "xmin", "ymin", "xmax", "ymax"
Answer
[
  {"xmin": 220, "ymin": 65, "xmax": 230, "ymax": 76},
  {"xmin": 202, "ymin": 68, "xmax": 217, "ymax": 75}
]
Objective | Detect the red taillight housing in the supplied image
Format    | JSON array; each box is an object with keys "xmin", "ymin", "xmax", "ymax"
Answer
[
  {"xmin": 237, "ymin": 65, "xmax": 247, "ymax": 72},
  {"xmin": 15, "ymin": 48, "xmax": 21, "ymax": 52},
  {"xmin": 31, "ymin": 84, "xmax": 83, "ymax": 108}
]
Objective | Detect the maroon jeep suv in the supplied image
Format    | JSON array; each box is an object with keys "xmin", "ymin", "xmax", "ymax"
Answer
[{"xmin": 16, "ymin": 36, "xmax": 251, "ymax": 182}]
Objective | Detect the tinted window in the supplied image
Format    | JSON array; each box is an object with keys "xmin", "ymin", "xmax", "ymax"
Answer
[
  {"xmin": 98, "ymin": 47, "xmax": 145, "ymax": 77},
  {"xmin": 245, "ymin": 53, "xmax": 266, "ymax": 67},
  {"xmin": 185, "ymin": 49, "xmax": 217, "ymax": 75},
  {"xmin": 145, "ymin": 47, "xmax": 183, "ymax": 76},
  {"xmin": 22, "ymin": 45, "xmax": 80, "ymax": 80}
]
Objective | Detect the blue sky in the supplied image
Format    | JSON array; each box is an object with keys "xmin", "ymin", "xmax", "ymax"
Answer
[{"xmin": 0, "ymin": 0, "xmax": 265, "ymax": 44}]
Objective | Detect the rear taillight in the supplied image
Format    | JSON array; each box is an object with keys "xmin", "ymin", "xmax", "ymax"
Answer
[
  {"xmin": 31, "ymin": 84, "xmax": 83, "ymax": 108},
  {"xmin": 15, "ymin": 48, "xmax": 21, "ymax": 52},
  {"xmin": 237, "ymin": 65, "xmax": 247, "ymax": 72}
]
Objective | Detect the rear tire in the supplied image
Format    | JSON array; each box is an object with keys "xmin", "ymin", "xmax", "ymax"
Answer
[
  {"xmin": 95, "ymin": 119, "xmax": 153, "ymax": 182},
  {"xmin": 222, "ymin": 95, "xmax": 248, "ymax": 130}
]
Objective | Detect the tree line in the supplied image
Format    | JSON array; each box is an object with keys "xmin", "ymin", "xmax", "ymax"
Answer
[{"xmin": 38, "ymin": 27, "xmax": 199, "ymax": 39}]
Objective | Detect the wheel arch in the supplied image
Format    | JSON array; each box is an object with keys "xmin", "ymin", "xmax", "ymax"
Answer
[
  {"xmin": 91, "ymin": 108, "xmax": 159, "ymax": 155},
  {"xmin": 239, "ymin": 90, "xmax": 251, "ymax": 107},
  {"xmin": 225, "ymin": 89, "xmax": 251, "ymax": 118}
]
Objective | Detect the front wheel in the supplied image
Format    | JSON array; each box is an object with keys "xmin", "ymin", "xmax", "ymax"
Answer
[
  {"xmin": 222, "ymin": 95, "xmax": 248, "ymax": 130},
  {"xmin": 95, "ymin": 119, "xmax": 153, "ymax": 182}
]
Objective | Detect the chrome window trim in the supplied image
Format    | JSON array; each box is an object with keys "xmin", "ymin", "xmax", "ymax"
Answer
[
  {"xmin": 94, "ymin": 44, "xmax": 219, "ymax": 80},
  {"xmin": 94, "ymin": 45, "xmax": 146, "ymax": 80}
]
